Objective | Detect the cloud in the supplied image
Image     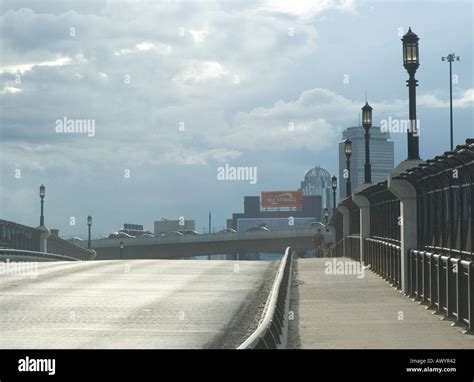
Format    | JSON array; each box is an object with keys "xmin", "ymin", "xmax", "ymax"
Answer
[
  {"xmin": 258, "ymin": 0, "xmax": 356, "ymax": 19},
  {"xmin": 189, "ymin": 29, "xmax": 209, "ymax": 43},
  {"xmin": 1, "ymin": 0, "xmax": 471, "ymax": 234},
  {"xmin": 0, "ymin": 85, "xmax": 22, "ymax": 94},
  {"xmin": 418, "ymin": 89, "xmax": 474, "ymax": 109},
  {"xmin": 114, "ymin": 42, "xmax": 172, "ymax": 56},
  {"xmin": 173, "ymin": 61, "xmax": 228, "ymax": 82},
  {"xmin": 0, "ymin": 56, "xmax": 73, "ymax": 75}
]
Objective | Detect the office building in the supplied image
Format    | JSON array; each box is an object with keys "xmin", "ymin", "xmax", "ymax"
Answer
[{"xmin": 339, "ymin": 126, "xmax": 394, "ymax": 198}]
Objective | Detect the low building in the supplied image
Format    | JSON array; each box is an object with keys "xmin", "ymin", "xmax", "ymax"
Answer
[
  {"xmin": 120, "ymin": 223, "xmax": 151, "ymax": 236},
  {"xmin": 229, "ymin": 192, "xmax": 322, "ymax": 231}
]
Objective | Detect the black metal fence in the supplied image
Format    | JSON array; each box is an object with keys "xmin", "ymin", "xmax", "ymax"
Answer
[
  {"xmin": 396, "ymin": 139, "xmax": 473, "ymax": 254},
  {"xmin": 331, "ymin": 139, "xmax": 474, "ymax": 332},
  {"xmin": 333, "ymin": 238, "xmax": 344, "ymax": 258},
  {"xmin": 365, "ymin": 237, "xmax": 401, "ymax": 289},
  {"xmin": 345, "ymin": 235, "xmax": 360, "ymax": 262},
  {"xmin": 360, "ymin": 182, "xmax": 401, "ymax": 243},
  {"xmin": 331, "ymin": 210, "xmax": 343, "ymax": 243},
  {"xmin": 409, "ymin": 248, "xmax": 473, "ymax": 332}
]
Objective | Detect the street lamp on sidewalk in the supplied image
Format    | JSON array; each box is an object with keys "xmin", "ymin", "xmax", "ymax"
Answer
[
  {"xmin": 362, "ymin": 102, "xmax": 373, "ymax": 183},
  {"xmin": 442, "ymin": 53, "xmax": 460, "ymax": 150},
  {"xmin": 39, "ymin": 184, "xmax": 46, "ymax": 226},
  {"xmin": 402, "ymin": 27, "xmax": 420, "ymax": 160},
  {"xmin": 87, "ymin": 215, "xmax": 92, "ymax": 249},
  {"xmin": 331, "ymin": 175, "xmax": 337, "ymax": 214},
  {"xmin": 344, "ymin": 139, "xmax": 352, "ymax": 197}
]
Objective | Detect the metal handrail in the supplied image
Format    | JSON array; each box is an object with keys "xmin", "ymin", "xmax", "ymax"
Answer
[
  {"xmin": 0, "ymin": 248, "xmax": 81, "ymax": 262},
  {"xmin": 237, "ymin": 246, "xmax": 293, "ymax": 349},
  {"xmin": 366, "ymin": 237, "xmax": 401, "ymax": 249},
  {"xmin": 422, "ymin": 245, "xmax": 473, "ymax": 259}
]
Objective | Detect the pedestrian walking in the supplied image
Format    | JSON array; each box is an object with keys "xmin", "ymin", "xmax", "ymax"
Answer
[{"xmin": 312, "ymin": 229, "xmax": 324, "ymax": 258}]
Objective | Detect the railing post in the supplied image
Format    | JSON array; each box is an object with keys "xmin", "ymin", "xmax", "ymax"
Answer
[
  {"xmin": 337, "ymin": 205, "xmax": 350, "ymax": 257},
  {"xmin": 468, "ymin": 261, "xmax": 473, "ymax": 333},
  {"xmin": 37, "ymin": 225, "xmax": 51, "ymax": 253},
  {"xmin": 353, "ymin": 193, "xmax": 370, "ymax": 265},
  {"xmin": 388, "ymin": 165, "xmax": 421, "ymax": 295}
]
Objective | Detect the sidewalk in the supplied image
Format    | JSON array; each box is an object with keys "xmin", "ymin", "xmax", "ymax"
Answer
[{"xmin": 288, "ymin": 258, "xmax": 474, "ymax": 349}]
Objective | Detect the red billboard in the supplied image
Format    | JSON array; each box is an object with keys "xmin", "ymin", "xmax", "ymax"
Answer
[{"xmin": 261, "ymin": 191, "xmax": 303, "ymax": 209}]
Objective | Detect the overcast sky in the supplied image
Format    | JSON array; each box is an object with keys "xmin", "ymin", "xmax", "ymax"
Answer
[{"xmin": 0, "ymin": 0, "xmax": 472, "ymax": 237}]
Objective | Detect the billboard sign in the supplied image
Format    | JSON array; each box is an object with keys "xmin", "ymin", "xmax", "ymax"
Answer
[{"xmin": 261, "ymin": 191, "xmax": 302, "ymax": 209}]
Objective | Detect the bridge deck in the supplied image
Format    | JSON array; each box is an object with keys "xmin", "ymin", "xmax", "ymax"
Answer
[
  {"xmin": 0, "ymin": 260, "xmax": 277, "ymax": 349},
  {"xmin": 288, "ymin": 258, "xmax": 474, "ymax": 349}
]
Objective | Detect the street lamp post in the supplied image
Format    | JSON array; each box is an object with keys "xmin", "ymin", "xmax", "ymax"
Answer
[
  {"xmin": 344, "ymin": 139, "xmax": 352, "ymax": 197},
  {"xmin": 402, "ymin": 27, "xmax": 420, "ymax": 160},
  {"xmin": 442, "ymin": 53, "xmax": 460, "ymax": 150},
  {"xmin": 87, "ymin": 215, "xmax": 92, "ymax": 250},
  {"xmin": 324, "ymin": 208, "xmax": 329, "ymax": 226},
  {"xmin": 208, "ymin": 211, "xmax": 211, "ymax": 260},
  {"xmin": 331, "ymin": 175, "xmax": 337, "ymax": 214},
  {"xmin": 362, "ymin": 102, "xmax": 373, "ymax": 183},
  {"xmin": 120, "ymin": 241, "xmax": 124, "ymax": 259},
  {"xmin": 39, "ymin": 184, "xmax": 46, "ymax": 226}
]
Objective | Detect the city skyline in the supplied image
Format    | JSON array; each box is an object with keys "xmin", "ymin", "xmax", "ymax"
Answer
[{"xmin": 0, "ymin": 0, "xmax": 472, "ymax": 236}]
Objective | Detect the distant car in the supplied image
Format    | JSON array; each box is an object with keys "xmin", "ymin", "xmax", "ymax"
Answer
[
  {"xmin": 246, "ymin": 226, "xmax": 270, "ymax": 232},
  {"xmin": 162, "ymin": 231, "xmax": 184, "ymax": 237},
  {"xmin": 117, "ymin": 232, "xmax": 136, "ymax": 238},
  {"xmin": 177, "ymin": 230, "xmax": 201, "ymax": 235},
  {"xmin": 140, "ymin": 233, "xmax": 155, "ymax": 238},
  {"xmin": 217, "ymin": 229, "xmax": 237, "ymax": 233},
  {"xmin": 67, "ymin": 237, "xmax": 83, "ymax": 242}
]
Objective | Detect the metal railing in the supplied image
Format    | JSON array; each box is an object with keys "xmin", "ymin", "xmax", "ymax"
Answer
[
  {"xmin": 365, "ymin": 237, "xmax": 401, "ymax": 289},
  {"xmin": 333, "ymin": 238, "xmax": 344, "ymax": 257},
  {"xmin": 345, "ymin": 235, "xmax": 360, "ymax": 261},
  {"xmin": 396, "ymin": 139, "xmax": 473, "ymax": 255},
  {"xmin": 0, "ymin": 248, "xmax": 82, "ymax": 262},
  {"xmin": 46, "ymin": 235, "xmax": 95, "ymax": 260},
  {"xmin": 409, "ymin": 248, "xmax": 473, "ymax": 332},
  {"xmin": 237, "ymin": 247, "xmax": 293, "ymax": 349}
]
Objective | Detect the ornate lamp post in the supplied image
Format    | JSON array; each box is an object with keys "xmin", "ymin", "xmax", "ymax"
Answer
[
  {"xmin": 331, "ymin": 175, "xmax": 337, "ymax": 214},
  {"xmin": 402, "ymin": 27, "xmax": 420, "ymax": 160},
  {"xmin": 39, "ymin": 184, "xmax": 45, "ymax": 226},
  {"xmin": 344, "ymin": 139, "xmax": 352, "ymax": 197},
  {"xmin": 87, "ymin": 215, "xmax": 92, "ymax": 249},
  {"xmin": 442, "ymin": 53, "xmax": 460, "ymax": 150},
  {"xmin": 362, "ymin": 102, "xmax": 373, "ymax": 183}
]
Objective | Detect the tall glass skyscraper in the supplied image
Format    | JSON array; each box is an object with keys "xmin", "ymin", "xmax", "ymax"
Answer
[{"xmin": 338, "ymin": 126, "xmax": 394, "ymax": 200}]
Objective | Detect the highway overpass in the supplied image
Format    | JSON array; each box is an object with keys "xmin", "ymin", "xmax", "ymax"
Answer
[{"xmin": 78, "ymin": 228, "xmax": 318, "ymax": 260}]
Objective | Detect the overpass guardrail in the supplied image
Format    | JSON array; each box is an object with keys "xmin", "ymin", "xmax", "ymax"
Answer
[
  {"xmin": 0, "ymin": 248, "xmax": 85, "ymax": 262},
  {"xmin": 237, "ymin": 246, "xmax": 293, "ymax": 349}
]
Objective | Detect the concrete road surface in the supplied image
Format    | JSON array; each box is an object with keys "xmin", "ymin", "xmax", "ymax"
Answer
[
  {"xmin": 0, "ymin": 260, "xmax": 277, "ymax": 349},
  {"xmin": 288, "ymin": 258, "xmax": 474, "ymax": 349}
]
